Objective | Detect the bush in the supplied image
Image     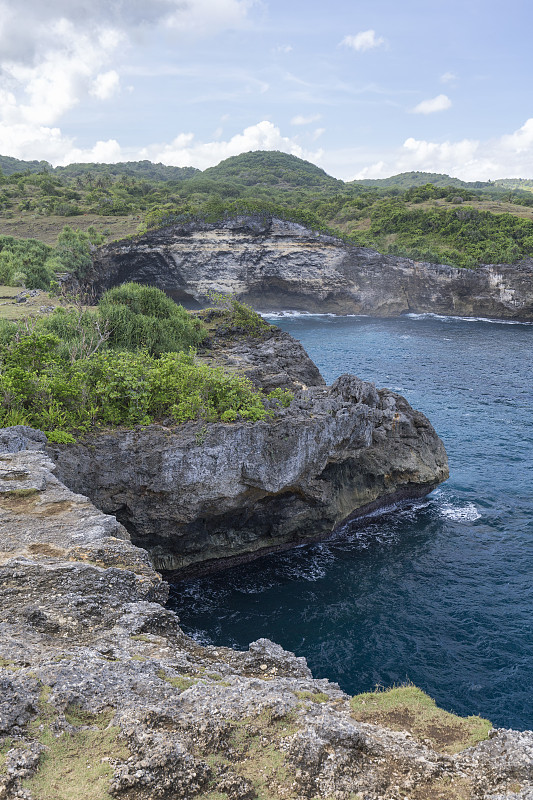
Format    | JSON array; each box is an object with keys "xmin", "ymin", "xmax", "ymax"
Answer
[
  {"xmin": 0, "ymin": 286, "xmax": 293, "ymax": 438},
  {"xmin": 54, "ymin": 226, "xmax": 92, "ymax": 278},
  {"xmin": 206, "ymin": 291, "xmax": 269, "ymax": 336},
  {"xmin": 0, "ymin": 235, "xmax": 53, "ymax": 289},
  {"xmin": 99, "ymin": 283, "xmax": 206, "ymax": 355},
  {"xmin": 0, "ymin": 334, "xmax": 286, "ymax": 434}
]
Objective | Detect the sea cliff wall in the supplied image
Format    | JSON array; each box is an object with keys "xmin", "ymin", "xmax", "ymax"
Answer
[{"xmin": 89, "ymin": 217, "xmax": 533, "ymax": 320}]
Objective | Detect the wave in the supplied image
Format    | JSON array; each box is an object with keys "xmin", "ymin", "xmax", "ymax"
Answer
[
  {"xmin": 262, "ymin": 309, "xmax": 533, "ymax": 325},
  {"xmin": 439, "ymin": 501, "xmax": 481, "ymax": 522},
  {"xmin": 404, "ymin": 312, "xmax": 533, "ymax": 326},
  {"xmin": 260, "ymin": 310, "xmax": 338, "ymax": 319}
]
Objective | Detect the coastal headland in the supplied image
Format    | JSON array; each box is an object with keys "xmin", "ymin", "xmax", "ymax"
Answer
[
  {"xmin": 1, "ymin": 321, "xmax": 532, "ymax": 799},
  {"xmin": 1, "ymin": 420, "xmax": 531, "ymax": 799}
]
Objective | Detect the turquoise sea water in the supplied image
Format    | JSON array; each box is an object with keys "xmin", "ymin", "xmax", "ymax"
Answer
[{"xmin": 168, "ymin": 313, "xmax": 533, "ymax": 730}]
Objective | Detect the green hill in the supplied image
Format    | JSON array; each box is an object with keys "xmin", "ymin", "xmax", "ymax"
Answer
[
  {"xmin": 0, "ymin": 155, "xmax": 52, "ymax": 176},
  {"xmin": 351, "ymin": 171, "xmax": 491, "ymax": 190},
  {"xmin": 201, "ymin": 150, "xmax": 342, "ymax": 191},
  {"xmin": 2, "ymin": 150, "xmax": 533, "ymax": 273},
  {"xmin": 54, "ymin": 160, "xmax": 199, "ymax": 181},
  {"xmin": 493, "ymin": 178, "xmax": 533, "ymax": 193}
]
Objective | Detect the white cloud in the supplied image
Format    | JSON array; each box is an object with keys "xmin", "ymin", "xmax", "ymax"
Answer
[
  {"xmin": 412, "ymin": 94, "xmax": 452, "ymax": 114},
  {"xmin": 164, "ymin": 0, "xmax": 254, "ymax": 37},
  {"xmin": 274, "ymin": 45, "xmax": 293, "ymax": 54},
  {"xmin": 440, "ymin": 71, "xmax": 457, "ymax": 84},
  {"xmin": 341, "ymin": 30, "xmax": 385, "ymax": 53},
  {"xmin": 312, "ymin": 128, "xmax": 325, "ymax": 141},
  {"xmin": 0, "ymin": 119, "xmax": 321, "ymax": 169},
  {"xmin": 138, "ymin": 121, "xmax": 323, "ymax": 170},
  {"xmin": 353, "ymin": 160, "xmax": 387, "ymax": 180},
  {"xmin": 0, "ymin": 0, "xmax": 255, "ymax": 146},
  {"xmin": 500, "ymin": 117, "xmax": 533, "ymax": 153},
  {"xmin": 0, "ymin": 18, "xmax": 125, "ymax": 130},
  {"xmin": 3, "ymin": 115, "xmax": 533, "ymax": 182},
  {"xmin": 90, "ymin": 70, "xmax": 120, "ymax": 100},
  {"xmin": 348, "ymin": 117, "xmax": 533, "ymax": 181},
  {"xmin": 291, "ymin": 113, "xmax": 322, "ymax": 126}
]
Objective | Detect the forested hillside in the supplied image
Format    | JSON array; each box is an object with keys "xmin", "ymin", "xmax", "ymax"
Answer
[{"xmin": 1, "ymin": 150, "xmax": 533, "ymax": 279}]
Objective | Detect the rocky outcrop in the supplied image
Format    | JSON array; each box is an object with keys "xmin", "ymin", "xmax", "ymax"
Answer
[
  {"xmin": 0, "ymin": 430, "xmax": 531, "ymax": 800},
  {"xmin": 45, "ymin": 322, "xmax": 448, "ymax": 574},
  {"xmin": 89, "ymin": 216, "xmax": 533, "ymax": 320}
]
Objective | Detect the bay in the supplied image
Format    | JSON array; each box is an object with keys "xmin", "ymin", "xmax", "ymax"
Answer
[{"xmin": 168, "ymin": 313, "xmax": 533, "ymax": 730}]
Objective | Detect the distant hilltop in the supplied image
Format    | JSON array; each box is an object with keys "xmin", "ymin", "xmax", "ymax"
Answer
[{"xmin": 1, "ymin": 149, "xmax": 532, "ymax": 191}]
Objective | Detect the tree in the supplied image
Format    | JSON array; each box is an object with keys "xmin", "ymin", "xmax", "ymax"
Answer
[{"xmin": 54, "ymin": 226, "xmax": 92, "ymax": 278}]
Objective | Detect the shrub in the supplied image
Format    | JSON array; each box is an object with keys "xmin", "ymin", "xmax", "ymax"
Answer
[
  {"xmin": 206, "ymin": 290, "xmax": 269, "ymax": 336},
  {"xmin": 54, "ymin": 226, "xmax": 92, "ymax": 278},
  {"xmin": 98, "ymin": 283, "xmax": 206, "ymax": 355},
  {"xmin": 0, "ymin": 333, "xmax": 289, "ymax": 435}
]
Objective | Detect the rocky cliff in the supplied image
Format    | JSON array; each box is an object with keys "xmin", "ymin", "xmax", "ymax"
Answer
[
  {"xmin": 1, "ymin": 428, "xmax": 532, "ymax": 800},
  {"xmin": 46, "ymin": 323, "xmax": 448, "ymax": 575},
  {"xmin": 89, "ymin": 217, "xmax": 533, "ymax": 320}
]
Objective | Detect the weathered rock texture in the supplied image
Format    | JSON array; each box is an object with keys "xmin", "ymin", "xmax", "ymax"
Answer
[
  {"xmin": 89, "ymin": 217, "xmax": 533, "ymax": 320},
  {"xmin": 0, "ymin": 431, "xmax": 531, "ymax": 800},
  {"xmin": 46, "ymin": 323, "xmax": 448, "ymax": 574}
]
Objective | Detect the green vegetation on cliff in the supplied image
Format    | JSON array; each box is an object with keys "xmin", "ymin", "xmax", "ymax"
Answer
[
  {"xmin": 0, "ymin": 284, "xmax": 291, "ymax": 438},
  {"xmin": 2, "ymin": 150, "xmax": 533, "ymax": 272}
]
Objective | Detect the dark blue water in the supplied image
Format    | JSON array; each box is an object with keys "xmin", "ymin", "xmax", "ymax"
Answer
[{"xmin": 168, "ymin": 313, "xmax": 533, "ymax": 730}]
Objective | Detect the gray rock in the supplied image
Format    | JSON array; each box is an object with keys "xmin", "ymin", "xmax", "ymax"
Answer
[
  {"xmin": 47, "ymin": 370, "xmax": 448, "ymax": 574},
  {"xmin": 0, "ymin": 435, "xmax": 530, "ymax": 799},
  {"xmin": 0, "ymin": 426, "xmax": 47, "ymax": 454}
]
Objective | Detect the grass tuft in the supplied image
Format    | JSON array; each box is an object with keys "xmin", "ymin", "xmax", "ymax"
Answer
[
  {"xmin": 156, "ymin": 668, "xmax": 196, "ymax": 691},
  {"xmin": 294, "ymin": 690, "xmax": 330, "ymax": 704},
  {"xmin": 349, "ymin": 684, "xmax": 492, "ymax": 754}
]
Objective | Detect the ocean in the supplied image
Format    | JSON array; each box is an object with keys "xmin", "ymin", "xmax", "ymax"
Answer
[{"xmin": 168, "ymin": 313, "xmax": 533, "ymax": 730}]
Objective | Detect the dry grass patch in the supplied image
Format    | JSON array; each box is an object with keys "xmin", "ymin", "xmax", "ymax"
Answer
[
  {"xmin": 350, "ymin": 685, "xmax": 492, "ymax": 754},
  {"xmin": 27, "ymin": 543, "xmax": 66, "ymax": 558},
  {"xmin": 294, "ymin": 690, "xmax": 329, "ymax": 704},
  {"xmin": 22, "ymin": 694, "xmax": 127, "ymax": 800},
  {"xmin": 21, "ymin": 691, "xmax": 128, "ymax": 800},
  {"xmin": 0, "ymin": 489, "xmax": 42, "ymax": 518},
  {"xmin": 0, "ymin": 285, "xmax": 95, "ymax": 322},
  {"xmin": 0, "ymin": 737, "xmax": 14, "ymax": 774},
  {"xmin": 0, "ymin": 213, "xmax": 140, "ymax": 246},
  {"xmin": 409, "ymin": 775, "xmax": 474, "ymax": 800}
]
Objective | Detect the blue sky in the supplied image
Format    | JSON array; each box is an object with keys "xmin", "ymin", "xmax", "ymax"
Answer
[{"xmin": 1, "ymin": 0, "xmax": 532, "ymax": 179}]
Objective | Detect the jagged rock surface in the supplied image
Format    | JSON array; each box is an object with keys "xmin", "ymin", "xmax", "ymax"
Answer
[
  {"xmin": 46, "ymin": 328, "xmax": 449, "ymax": 574},
  {"xmin": 89, "ymin": 217, "xmax": 533, "ymax": 320},
  {"xmin": 0, "ymin": 434, "xmax": 531, "ymax": 800}
]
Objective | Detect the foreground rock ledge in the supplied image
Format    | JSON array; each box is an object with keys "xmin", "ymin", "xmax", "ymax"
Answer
[
  {"xmin": 45, "ymin": 325, "xmax": 449, "ymax": 575},
  {"xmin": 1, "ymin": 428, "xmax": 532, "ymax": 800}
]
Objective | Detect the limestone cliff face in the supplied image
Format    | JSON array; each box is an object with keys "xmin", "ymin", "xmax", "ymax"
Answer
[
  {"xmin": 46, "ymin": 321, "xmax": 448, "ymax": 574},
  {"xmin": 90, "ymin": 217, "xmax": 533, "ymax": 320}
]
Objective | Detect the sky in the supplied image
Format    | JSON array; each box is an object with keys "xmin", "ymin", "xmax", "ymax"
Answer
[{"xmin": 0, "ymin": 0, "xmax": 532, "ymax": 180}]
